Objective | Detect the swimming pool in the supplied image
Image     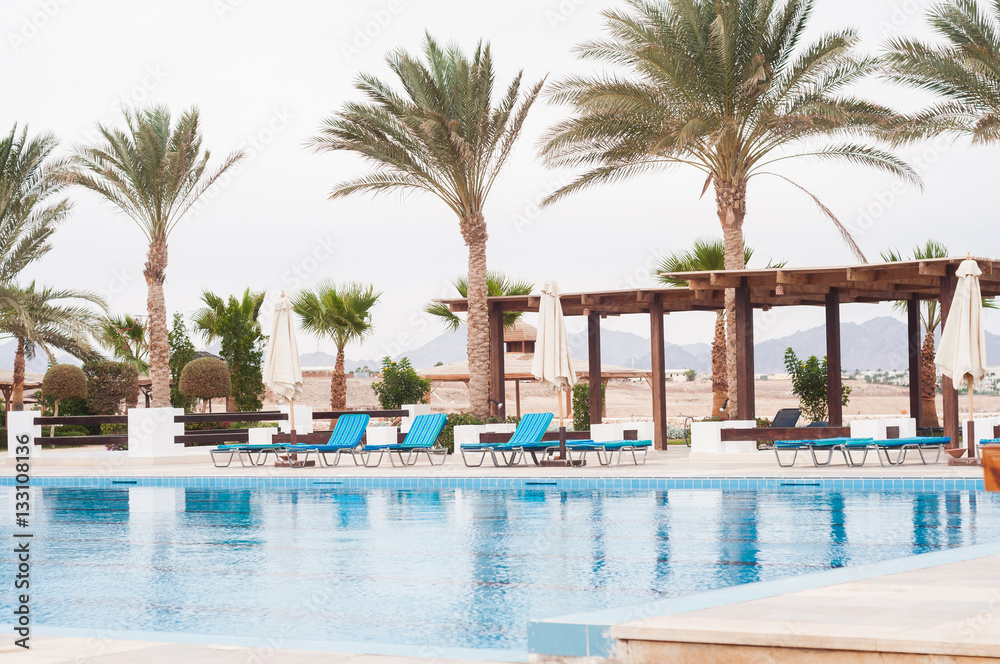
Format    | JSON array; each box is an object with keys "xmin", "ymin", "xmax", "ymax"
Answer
[{"xmin": 3, "ymin": 483, "xmax": 999, "ymax": 657}]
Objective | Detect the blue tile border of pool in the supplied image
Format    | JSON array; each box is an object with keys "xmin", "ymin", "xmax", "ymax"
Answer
[
  {"xmin": 0, "ymin": 475, "xmax": 987, "ymax": 491},
  {"xmin": 527, "ymin": 539, "xmax": 1000, "ymax": 659}
]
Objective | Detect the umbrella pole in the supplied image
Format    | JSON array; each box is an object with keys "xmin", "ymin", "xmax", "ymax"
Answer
[
  {"xmin": 558, "ymin": 390, "xmax": 566, "ymax": 460},
  {"xmin": 289, "ymin": 398, "xmax": 297, "ymax": 445},
  {"xmin": 968, "ymin": 376, "xmax": 974, "ymax": 457}
]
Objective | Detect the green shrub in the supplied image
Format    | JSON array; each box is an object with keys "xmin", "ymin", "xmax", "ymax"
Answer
[
  {"xmin": 684, "ymin": 369, "xmax": 696, "ymax": 381},
  {"xmin": 42, "ymin": 364, "xmax": 87, "ymax": 403},
  {"xmin": 571, "ymin": 382, "xmax": 606, "ymax": 432},
  {"xmin": 169, "ymin": 313, "xmax": 198, "ymax": 412},
  {"xmin": 179, "ymin": 357, "xmax": 232, "ymax": 405},
  {"xmin": 783, "ymin": 348, "xmax": 851, "ymax": 422},
  {"xmin": 54, "ymin": 425, "xmax": 89, "ymax": 437},
  {"xmin": 84, "ymin": 361, "xmax": 140, "ymax": 415},
  {"xmin": 437, "ymin": 413, "xmax": 482, "ymax": 453},
  {"xmin": 755, "ymin": 417, "xmax": 771, "ymax": 428},
  {"xmin": 371, "ymin": 357, "xmax": 430, "ymax": 410}
]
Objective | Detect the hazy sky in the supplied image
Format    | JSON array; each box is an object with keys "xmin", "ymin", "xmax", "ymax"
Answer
[{"xmin": 4, "ymin": 0, "xmax": 998, "ymax": 364}]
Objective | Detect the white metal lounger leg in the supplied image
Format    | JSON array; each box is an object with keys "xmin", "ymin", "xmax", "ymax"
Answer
[
  {"xmin": 774, "ymin": 448, "xmax": 800, "ymax": 467},
  {"xmin": 808, "ymin": 446, "xmax": 835, "ymax": 467},
  {"xmin": 210, "ymin": 449, "xmax": 236, "ymax": 468},
  {"xmin": 359, "ymin": 449, "xmax": 386, "ymax": 467},
  {"xmin": 840, "ymin": 445, "xmax": 869, "ymax": 467},
  {"xmin": 461, "ymin": 449, "xmax": 489, "ymax": 467},
  {"xmin": 916, "ymin": 444, "xmax": 944, "ymax": 465}
]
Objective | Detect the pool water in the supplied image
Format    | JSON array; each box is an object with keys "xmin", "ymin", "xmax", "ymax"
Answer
[{"xmin": 3, "ymin": 486, "xmax": 999, "ymax": 653}]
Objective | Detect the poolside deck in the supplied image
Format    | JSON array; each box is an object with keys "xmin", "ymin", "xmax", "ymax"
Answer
[{"xmin": 12, "ymin": 446, "xmax": 986, "ymax": 479}]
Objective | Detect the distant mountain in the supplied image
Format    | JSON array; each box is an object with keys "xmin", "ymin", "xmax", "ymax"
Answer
[
  {"xmin": 373, "ymin": 316, "xmax": 1000, "ymax": 376},
  {"xmin": 0, "ymin": 340, "xmax": 80, "ymax": 374},
  {"xmin": 300, "ymin": 351, "xmax": 378, "ymax": 373}
]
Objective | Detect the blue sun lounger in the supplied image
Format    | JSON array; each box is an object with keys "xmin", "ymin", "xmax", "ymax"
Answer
[
  {"xmin": 459, "ymin": 413, "xmax": 554, "ymax": 467},
  {"xmin": 277, "ymin": 413, "xmax": 371, "ymax": 468},
  {"xmin": 210, "ymin": 442, "xmax": 288, "ymax": 468},
  {"xmin": 772, "ymin": 438, "xmax": 870, "ymax": 467},
  {"xmin": 565, "ymin": 439, "xmax": 652, "ymax": 466},
  {"xmin": 356, "ymin": 413, "xmax": 449, "ymax": 467},
  {"xmin": 842, "ymin": 436, "xmax": 950, "ymax": 467}
]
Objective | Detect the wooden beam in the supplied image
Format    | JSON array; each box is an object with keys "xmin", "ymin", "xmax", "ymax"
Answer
[
  {"xmin": 588, "ymin": 311, "xmax": 603, "ymax": 426},
  {"xmin": 940, "ymin": 269, "xmax": 959, "ymax": 447},
  {"xmin": 826, "ymin": 288, "xmax": 843, "ymax": 427},
  {"xmin": 918, "ymin": 261, "xmax": 949, "ymax": 277},
  {"xmin": 488, "ymin": 302, "xmax": 505, "ymax": 418},
  {"xmin": 907, "ymin": 295, "xmax": 923, "ymax": 426},
  {"xmin": 735, "ymin": 277, "xmax": 756, "ymax": 420},
  {"xmin": 649, "ymin": 295, "xmax": 667, "ymax": 449}
]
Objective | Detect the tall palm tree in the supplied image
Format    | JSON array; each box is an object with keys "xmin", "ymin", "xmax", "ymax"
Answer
[
  {"xmin": 101, "ymin": 314, "xmax": 149, "ymax": 375},
  {"xmin": 425, "ymin": 272, "xmax": 533, "ymax": 331},
  {"xmin": 881, "ymin": 240, "xmax": 996, "ymax": 427},
  {"xmin": 310, "ymin": 35, "xmax": 544, "ymax": 418},
  {"xmin": 293, "ymin": 282, "xmax": 380, "ymax": 410},
  {"xmin": 658, "ymin": 238, "xmax": 783, "ymax": 415},
  {"xmin": 0, "ymin": 282, "xmax": 106, "ymax": 409},
  {"xmin": 539, "ymin": 0, "xmax": 918, "ymax": 414},
  {"xmin": 69, "ymin": 106, "xmax": 243, "ymax": 408},
  {"xmin": 884, "ymin": 0, "xmax": 1000, "ymax": 144},
  {"xmin": 193, "ymin": 289, "xmax": 266, "ymax": 412},
  {"xmin": 0, "ymin": 124, "xmax": 71, "ymax": 299}
]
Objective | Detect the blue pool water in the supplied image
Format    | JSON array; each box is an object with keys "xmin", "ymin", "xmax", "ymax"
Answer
[{"xmin": 3, "ymin": 485, "xmax": 999, "ymax": 654}]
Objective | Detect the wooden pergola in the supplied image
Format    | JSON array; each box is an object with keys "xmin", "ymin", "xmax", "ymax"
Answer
[{"xmin": 439, "ymin": 257, "xmax": 1000, "ymax": 449}]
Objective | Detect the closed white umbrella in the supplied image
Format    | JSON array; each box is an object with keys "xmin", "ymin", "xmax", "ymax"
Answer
[
  {"xmin": 936, "ymin": 258, "xmax": 987, "ymax": 454},
  {"xmin": 531, "ymin": 280, "xmax": 577, "ymax": 457},
  {"xmin": 263, "ymin": 293, "xmax": 304, "ymax": 442}
]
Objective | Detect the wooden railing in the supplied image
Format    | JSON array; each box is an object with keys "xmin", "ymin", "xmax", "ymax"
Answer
[
  {"xmin": 173, "ymin": 409, "xmax": 410, "ymax": 447},
  {"xmin": 33, "ymin": 414, "xmax": 128, "ymax": 447},
  {"xmin": 719, "ymin": 427, "xmax": 851, "ymax": 442}
]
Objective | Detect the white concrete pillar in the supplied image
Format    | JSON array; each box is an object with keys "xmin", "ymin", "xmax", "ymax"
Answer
[
  {"xmin": 128, "ymin": 408, "xmax": 185, "ymax": 457},
  {"xmin": 400, "ymin": 403, "xmax": 431, "ymax": 433},
  {"xmin": 7, "ymin": 411, "xmax": 41, "ymax": 460}
]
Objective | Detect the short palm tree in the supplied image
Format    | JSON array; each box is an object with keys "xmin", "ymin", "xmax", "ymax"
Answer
[
  {"xmin": 310, "ymin": 34, "xmax": 544, "ymax": 418},
  {"xmin": 658, "ymin": 239, "xmax": 782, "ymax": 416},
  {"xmin": 540, "ymin": 0, "xmax": 918, "ymax": 413},
  {"xmin": 881, "ymin": 240, "xmax": 996, "ymax": 427},
  {"xmin": 425, "ymin": 272, "xmax": 533, "ymax": 331},
  {"xmin": 293, "ymin": 282, "xmax": 380, "ymax": 410},
  {"xmin": 69, "ymin": 106, "xmax": 243, "ymax": 408},
  {"xmin": 101, "ymin": 314, "xmax": 149, "ymax": 376},
  {"xmin": 193, "ymin": 289, "xmax": 266, "ymax": 412},
  {"xmin": 884, "ymin": 0, "xmax": 1000, "ymax": 143},
  {"xmin": 0, "ymin": 282, "xmax": 106, "ymax": 409}
]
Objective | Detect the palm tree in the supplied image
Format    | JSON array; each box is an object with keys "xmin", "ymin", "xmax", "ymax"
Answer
[
  {"xmin": 884, "ymin": 1, "xmax": 1000, "ymax": 144},
  {"xmin": 0, "ymin": 125, "xmax": 70, "ymax": 281},
  {"xmin": 0, "ymin": 283, "xmax": 106, "ymax": 409},
  {"xmin": 193, "ymin": 289, "xmax": 266, "ymax": 412},
  {"xmin": 293, "ymin": 282, "xmax": 380, "ymax": 410},
  {"xmin": 425, "ymin": 272, "xmax": 533, "ymax": 331},
  {"xmin": 539, "ymin": 0, "xmax": 918, "ymax": 414},
  {"xmin": 658, "ymin": 238, "xmax": 783, "ymax": 416},
  {"xmin": 310, "ymin": 35, "xmax": 544, "ymax": 418},
  {"xmin": 69, "ymin": 106, "xmax": 243, "ymax": 408},
  {"xmin": 881, "ymin": 241, "xmax": 996, "ymax": 428},
  {"xmin": 101, "ymin": 314, "xmax": 149, "ymax": 375}
]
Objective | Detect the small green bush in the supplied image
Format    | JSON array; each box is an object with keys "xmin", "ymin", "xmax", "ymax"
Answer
[
  {"xmin": 54, "ymin": 425, "xmax": 89, "ymax": 437},
  {"xmin": 783, "ymin": 348, "xmax": 851, "ymax": 422},
  {"xmin": 42, "ymin": 364, "xmax": 87, "ymax": 403},
  {"xmin": 179, "ymin": 357, "xmax": 232, "ymax": 403},
  {"xmin": 84, "ymin": 361, "xmax": 140, "ymax": 415},
  {"xmin": 571, "ymin": 382, "xmax": 606, "ymax": 432},
  {"xmin": 755, "ymin": 417, "xmax": 771, "ymax": 428},
  {"xmin": 371, "ymin": 357, "xmax": 430, "ymax": 410}
]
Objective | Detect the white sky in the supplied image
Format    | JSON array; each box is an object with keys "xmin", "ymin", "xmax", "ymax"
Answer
[{"xmin": 4, "ymin": 0, "xmax": 999, "ymax": 361}]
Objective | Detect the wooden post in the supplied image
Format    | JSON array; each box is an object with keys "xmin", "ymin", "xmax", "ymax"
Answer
[
  {"xmin": 826, "ymin": 288, "xmax": 843, "ymax": 428},
  {"xmin": 649, "ymin": 295, "xmax": 667, "ymax": 449},
  {"xmin": 941, "ymin": 268, "xmax": 959, "ymax": 448},
  {"xmin": 514, "ymin": 380, "xmax": 521, "ymax": 419},
  {"xmin": 588, "ymin": 311, "xmax": 603, "ymax": 426},
  {"xmin": 907, "ymin": 295, "xmax": 923, "ymax": 427},
  {"xmin": 735, "ymin": 278, "xmax": 756, "ymax": 421},
  {"xmin": 488, "ymin": 301, "xmax": 505, "ymax": 418}
]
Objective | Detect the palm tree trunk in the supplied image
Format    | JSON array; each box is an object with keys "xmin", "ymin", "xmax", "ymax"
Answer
[
  {"xmin": 12, "ymin": 337, "xmax": 26, "ymax": 410},
  {"xmin": 463, "ymin": 212, "xmax": 490, "ymax": 419},
  {"xmin": 331, "ymin": 347, "xmax": 347, "ymax": 410},
  {"xmin": 921, "ymin": 329, "xmax": 940, "ymax": 428},
  {"xmin": 144, "ymin": 239, "xmax": 171, "ymax": 408},
  {"xmin": 716, "ymin": 178, "xmax": 748, "ymax": 417},
  {"xmin": 711, "ymin": 310, "xmax": 728, "ymax": 416}
]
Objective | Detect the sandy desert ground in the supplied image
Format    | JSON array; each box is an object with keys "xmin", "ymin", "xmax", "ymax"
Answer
[{"xmin": 277, "ymin": 374, "xmax": 1000, "ymax": 425}]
